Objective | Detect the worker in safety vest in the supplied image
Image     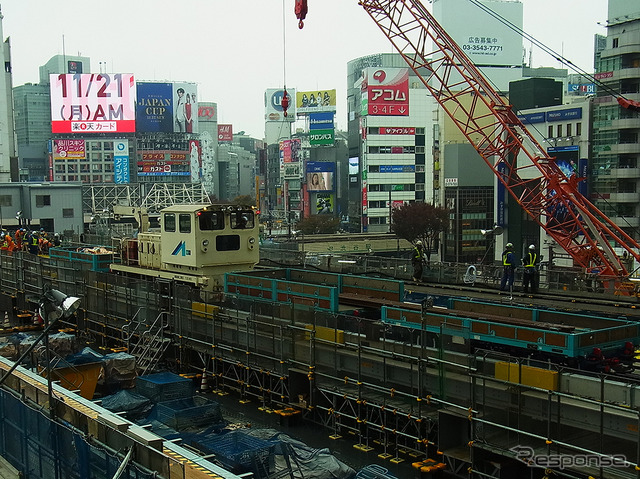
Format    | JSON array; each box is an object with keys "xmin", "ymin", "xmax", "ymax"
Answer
[
  {"xmin": 0, "ymin": 231, "xmax": 14, "ymax": 252},
  {"xmin": 412, "ymin": 240, "xmax": 425, "ymax": 282},
  {"xmin": 499, "ymin": 242, "xmax": 516, "ymax": 291},
  {"xmin": 522, "ymin": 244, "xmax": 539, "ymax": 294},
  {"xmin": 28, "ymin": 231, "xmax": 39, "ymax": 255}
]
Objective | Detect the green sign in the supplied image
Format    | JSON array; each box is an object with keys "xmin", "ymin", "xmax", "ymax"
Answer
[{"xmin": 309, "ymin": 129, "xmax": 334, "ymax": 146}]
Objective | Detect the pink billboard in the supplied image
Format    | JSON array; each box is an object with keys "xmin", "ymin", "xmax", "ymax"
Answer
[
  {"xmin": 364, "ymin": 68, "xmax": 409, "ymax": 116},
  {"xmin": 50, "ymin": 74, "xmax": 136, "ymax": 133},
  {"xmin": 53, "ymin": 139, "xmax": 85, "ymax": 160}
]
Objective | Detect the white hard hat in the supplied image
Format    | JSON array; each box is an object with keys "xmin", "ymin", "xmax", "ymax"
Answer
[
  {"xmin": 506, "ymin": 242, "xmax": 513, "ymax": 248},
  {"xmin": 529, "ymin": 244, "xmax": 536, "ymax": 250},
  {"xmin": 415, "ymin": 240, "xmax": 422, "ymax": 246}
]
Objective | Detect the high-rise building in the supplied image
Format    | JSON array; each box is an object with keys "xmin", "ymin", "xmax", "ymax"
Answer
[
  {"xmin": 13, "ymin": 83, "xmax": 50, "ymax": 181},
  {"xmin": 0, "ymin": 9, "xmax": 16, "ymax": 182},
  {"xmin": 347, "ymin": 53, "xmax": 436, "ymax": 234},
  {"xmin": 591, "ymin": 1, "xmax": 640, "ymax": 239}
]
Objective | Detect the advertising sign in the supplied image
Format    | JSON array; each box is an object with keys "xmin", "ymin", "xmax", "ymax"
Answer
[
  {"xmin": 349, "ymin": 157, "xmax": 359, "ymax": 175},
  {"xmin": 296, "ymin": 89, "xmax": 337, "ymax": 113},
  {"xmin": 136, "ymin": 82, "xmax": 173, "ymax": 133},
  {"xmin": 137, "ymin": 151, "xmax": 190, "ymax": 176},
  {"xmin": 546, "ymin": 108, "xmax": 582, "ymax": 123},
  {"xmin": 67, "ymin": 61, "xmax": 83, "ymax": 74},
  {"xmin": 173, "ymin": 82, "xmax": 198, "ymax": 133},
  {"xmin": 265, "ymin": 88, "xmax": 296, "ymax": 122},
  {"xmin": 309, "ymin": 112, "xmax": 334, "ymax": 130},
  {"xmin": 568, "ymin": 84, "xmax": 595, "ymax": 94},
  {"xmin": 280, "ymin": 139, "xmax": 301, "ymax": 163},
  {"xmin": 50, "ymin": 73, "xmax": 136, "ymax": 133},
  {"xmin": 189, "ymin": 140, "xmax": 201, "ymax": 182},
  {"xmin": 309, "ymin": 129, "xmax": 334, "ymax": 146},
  {"xmin": 435, "ymin": 0, "xmax": 523, "ymax": 67},
  {"xmin": 316, "ymin": 193, "xmax": 334, "ymax": 214},
  {"xmin": 379, "ymin": 127, "xmax": 415, "ymax": 135},
  {"xmin": 113, "ymin": 140, "xmax": 130, "ymax": 184},
  {"xmin": 53, "ymin": 139, "xmax": 85, "ymax": 160},
  {"xmin": 307, "ymin": 162, "xmax": 334, "ymax": 191},
  {"xmin": 363, "ymin": 68, "xmax": 409, "ymax": 116},
  {"xmin": 518, "ymin": 112, "xmax": 545, "ymax": 125},
  {"xmin": 218, "ymin": 124, "xmax": 233, "ymax": 142}
]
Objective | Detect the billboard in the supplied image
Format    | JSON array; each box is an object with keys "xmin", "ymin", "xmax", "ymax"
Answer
[
  {"xmin": 137, "ymin": 150, "xmax": 190, "ymax": 177},
  {"xmin": 349, "ymin": 157, "xmax": 359, "ymax": 175},
  {"xmin": 434, "ymin": 0, "xmax": 523, "ymax": 67},
  {"xmin": 218, "ymin": 124, "xmax": 233, "ymax": 142},
  {"xmin": 280, "ymin": 139, "xmax": 301, "ymax": 163},
  {"xmin": 50, "ymin": 73, "xmax": 136, "ymax": 133},
  {"xmin": 316, "ymin": 193, "xmax": 334, "ymax": 214},
  {"xmin": 362, "ymin": 68, "xmax": 409, "ymax": 116},
  {"xmin": 136, "ymin": 82, "xmax": 173, "ymax": 132},
  {"xmin": 296, "ymin": 89, "xmax": 336, "ymax": 114},
  {"xmin": 307, "ymin": 162, "xmax": 334, "ymax": 191},
  {"xmin": 189, "ymin": 140, "xmax": 201, "ymax": 182},
  {"xmin": 309, "ymin": 129, "xmax": 334, "ymax": 146},
  {"xmin": 113, "ymin": 140, "xmax": 130, "ymax": 184},
  {"xmin": 309, "ymin": 112, "xmax": 334, "ymax": 130},
  {"xmin": 173, "ymin": 82, "xmax": 198, "ymax": 133},
  {"xmin": 265, "ymin": 88, "xmax": 296, "ymax": 122},
  {"xmin": 53, "ymin": 139, "xmax": 85, "ymax": 160}
]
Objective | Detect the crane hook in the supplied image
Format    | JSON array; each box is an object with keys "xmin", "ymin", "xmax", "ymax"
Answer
[
  {"xmin": 295, "ymin": 0, "xmax": 308, "ymax": 29},
  {"xmin": 281, "ymin": 88, "xmax": 290, "ymax": 117}
]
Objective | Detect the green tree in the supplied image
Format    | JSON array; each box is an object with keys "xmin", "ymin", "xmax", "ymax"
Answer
[
  {"xmin": 296, "ymin": 215, "xmax": 340, "ymax": 235},
  {"xmin": 391, "ymin": 203, "xmax": 449, "ymax": 263}
]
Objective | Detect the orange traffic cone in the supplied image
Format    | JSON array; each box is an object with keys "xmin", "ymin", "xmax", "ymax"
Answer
[{"xmin": 200, "ymin": 369, "xmax": 208, "ymax": 392}]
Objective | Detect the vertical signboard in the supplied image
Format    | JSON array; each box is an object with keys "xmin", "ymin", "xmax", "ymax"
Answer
[
  {"xmin": 316, "ymin": 193, "xmax": 334, "ymax": 214},
  {"xmin": 50, "ymin": 74, "xmax": 136, "ymax": 133},
  {"xmin": 363, "ymin": 68, "xmax": 409, "ymax": 116},
  {"xmin": 189, "ymin": 140, "xmax": 201, "ymax": 182},
  {"xmin": 114, "ymin": 140, "xmax": 130, "ymax": 184},
  {"xmin": 173, "ymin": 82, "xmax": 198, "ymax": 133}
]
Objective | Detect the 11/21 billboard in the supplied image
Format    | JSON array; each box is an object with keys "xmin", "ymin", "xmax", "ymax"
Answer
[{"xmin": 50, "ymin": 74, "xmax": 136, "ymax": 133}]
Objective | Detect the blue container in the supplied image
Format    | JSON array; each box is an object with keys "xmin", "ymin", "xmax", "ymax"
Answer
[
  {"xmin": 49, "ymin": 246, "xmax": 116, "ymax": 272},
  {"xmin": 194, "ymin": 431, "xmax": 275, "ymax": 475},
  {"xmin": 136, "ymin": 372, "xmax": 193, "ymax": 403}
]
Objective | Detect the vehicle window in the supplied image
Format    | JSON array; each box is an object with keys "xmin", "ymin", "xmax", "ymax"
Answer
[
  {"xmin": 179, "ymin": 214, "xmax": 191, "ymax": 233},
  {"xmin": 216, "ymin": 235, "xmax": 240, "ymax": 251},
  {"xmin": 199, "ymin": 211, "xmax": 225, "ymax": 230},
  {"xmin": 164, "ymin": 213, "xmax": 176, "ymax": 232},
  {"xmin": 231, "ymin": 211, "xmax": 254, "ymax": 229}
]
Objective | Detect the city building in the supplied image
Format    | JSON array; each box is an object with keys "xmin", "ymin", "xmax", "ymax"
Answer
[
  {"xmin": 347, "ymin": 53, "xmax": 437, "ymax": 234},
  {"xmin": 0, "ymin": 9, "xmax": 16, "ymax": 182},
  {"xmin": 592, "ymin": 0, "xmax": 640, "ymax": 239}
]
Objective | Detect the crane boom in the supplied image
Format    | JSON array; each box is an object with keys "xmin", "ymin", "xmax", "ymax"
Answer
[{"xmin": 357, "ymin": 0, "xmax": 640, "ymax": 279}]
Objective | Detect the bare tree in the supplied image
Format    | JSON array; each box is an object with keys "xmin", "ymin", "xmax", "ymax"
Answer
[{"xmin": 391, "ymin": 203, "xmax": 449, "ymax": 263}]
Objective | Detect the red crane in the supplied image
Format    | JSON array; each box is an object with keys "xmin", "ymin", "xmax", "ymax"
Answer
[{"xmin": 344, "ymin": 0, "xmax": 640, "ymax": 281}]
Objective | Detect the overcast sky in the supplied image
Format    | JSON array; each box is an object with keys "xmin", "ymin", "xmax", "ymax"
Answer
[{"xmin": 1, "ymin": 0, "xmax": 608, "ymax": 139}]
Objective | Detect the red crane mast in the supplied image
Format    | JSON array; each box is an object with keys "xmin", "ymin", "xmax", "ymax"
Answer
[{"xmin": 355, "ymin": 0, "xmax": 640, "ymax": 279}]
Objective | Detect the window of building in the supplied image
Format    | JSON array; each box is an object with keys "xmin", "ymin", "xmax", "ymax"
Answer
[
  {"xmin": 576, "ymin": 123, "xmax": 582, "ymax": 136},
  {"xmin": 416, "ymin": 127, "xmax": 425, "ymax": 134},
  {"xmin": 415, "ymin": 146, "xmax": 425, "ymax": 154},
  {"xmin": 548, "ymin": 125, "xmax": 553, "ymax": 137},
  {"xmin": 62, "ymin": 208, "xmax": 74, "ymax": 218},
  {"xmin": 566, "ymin": 124, "xmax": 572, "ymax": 137},
  {"xmin": 369, "ymin": 165, "xmax": 380, "ymax": 173},
  {"xmin": 556, "ymin": 125, "xmax": 562, "ymax": 137},
  {"xmin": 35, "ymin": 195, "xmax": 50, "ymax": 207},
  {"xmin": 613, "ymin": 38, "xmax": 619, "ymax": 48},
  {"xmin": 0, "ymin": 195, "xmax": 11, "ymax": 207}
]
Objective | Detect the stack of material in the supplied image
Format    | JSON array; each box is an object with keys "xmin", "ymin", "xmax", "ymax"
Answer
[
  {"xmin": 104, "ymin": 352, "xmax": 136, "ymax": 389},
  {"xmin": 156, "ymin": 396, "xmax": 222, "ymax": 430},
  {"xmin": 135, "ymin": 372, "xmax": 193, "ymax": 403}
]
